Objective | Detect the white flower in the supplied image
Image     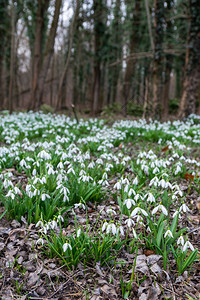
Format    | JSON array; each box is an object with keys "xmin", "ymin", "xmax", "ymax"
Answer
[
  {"xmin": 164, "ymin": 229, "xmax": 173, "ymax": 238},
  {"xmin": 159, "ymin": 179, "xmax": 167, "ymax": 188},
  {"xmin": 131, "ymin": 207, "xmax": 148, "ymax": 217},
  {"xmin": 36, "ymin": 220, "xmax": 43, "ymax": 228},
  {"xmin": 48, "ymin": 166, "xmax": 54, "ymax": 175},
  {"xmin": 41, "ymin": 193, "xmax": 51, "ymax": 201},
  {"xmin": 133, "ymin": 177, "xmax": 138, "ymax": 185},
  {"xmin": 36, "ymin": 238, "xmax": 44, "ymax": 246},
  {"xmin": 106, "ymin": 208, "xmax": 116, "ymax": 215},
  {"xmin": 32, "ymin": 169, "xmax": 37, "ymax": 176},
  {"xmin": 146, "ymin": 193, "xmax": 155, "ymax": 203},
  {"xmin": 114, "ymin": 181, "xmax": 121, "ymax": 190},
  {"xmin": 177, "ymin": 235, "xmax": 184, "ymax": 246},
  {"xmin": 128, "ymin": 188, "xmax": 136, "ymax": 197},
  {"xmin": 77, "ymin": 228, "xmax": 81, "ymax": 237},
  {"xmin": 63, "ymin": 242, "xmax": 72, "ymax": 252},
  {"xmin": 182, "ymin": 241, "xmax": 195, "ymax": 252},
  {"xmin": 57, "ymin": 162, "xmax": 64, "ymax": 169},
  {"xmin": 67, "ymin": 167, "xmax": 75, "ymax": 175},
  {"xmin": 106, "ymin": 223, "xmax": 117, "ymax": 235},
  {"xmin": 117, "ymin": 225, "xmax": 124, "ymax": 236},
  {"xmin": 6, "ymin": 190, "xmax": 15, "ymax": 199},
  {"xmin": 57, "ymin": 215, "xmax": 64, "ymax": 222},
  {"xmin": 124, "ymin": 198, "xmax": 135, "ymax": 209},
  {"xmin": 125, "ymin": 217, "xmax": 135, "ymax": 228},
  {"xmin": 74, "ymin": 203, "xmax": 85, "ymax": 210},
  {"xmin": 152, "ymin": 204, "xmax": 168, "ymax": 216},
  {"xmin": 102, "ymin": 221, "xmax": 108, "ymax": 232},
  {"xmin": 179, "ymin": 203, "xmax": 189, "ymax": 213},
  {"xmin": 153, "ymin": 167, "xmax": 159, "ymax": 174},
  {"xmin": 50, "ymin": 220, "xmax": 57, "ymax": 229},
  {"xmin": 37, "ymin": 150, "xmax": 51, "ymax": 160},
  {"xmin": 20, "ymin": 159, "xmax": 27, "ymax": 168}
]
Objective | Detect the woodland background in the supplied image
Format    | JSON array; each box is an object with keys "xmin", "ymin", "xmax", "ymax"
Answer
[{"xmin": 0, "ymin": 0, "xmax": 200, "ymax": 120}]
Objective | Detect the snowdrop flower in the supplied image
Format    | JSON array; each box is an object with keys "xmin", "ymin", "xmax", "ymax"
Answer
[
  {"xmin": 63, "ymin": 242, "xmax": 72, "ymax": 252},
  {"xmin": 131, "ymin": 207, "xmax": 148, "ymax": 217},
  {"xmin": 106, "ymin": 208, "xmax": 116, "ymax": 215},
  {"xmin": 152, "ymin": 204, "xmax": 168, "ymax": 216},
  {"xmin": 50, "ymin": 220, "xmax": 57, "ymax": 229},
  {"xmin": 175, "ymin": 165, "xmax": 181, "ymax": 175},
  {"xmin": 146, "ymin": 193, "xmax": 155, "ymax": 203},
  {"xmin": 179, "ymin": 203, "xmax": 189, "ymax": 213},
  {"xmin": 172, "ymin": 210, "xmax": 181, "ymax": 219},
  {"xmin": 32, "ymin": 169, "xmax": 36, "ymax": 176},
  {"xmin": 182, "ymin": 241, "xmax": 195, "ymax": 252},
  {"xmin": 102, "ymin": 172, "xmax": 108, "ymax": 180},
  {"xmin": 177, "ymin": 235, "xmax": 184, "ymax": 247},
  {"xmin": 48, "ymin": 166, "xmax": 54, "ymax": 175},
  {"xmin": 106, "ymin": 223, "xmax": 117, "ymax": 235},
  {"xmin": 125, "ymin": 217, "xmax": 135, "ymax": 228},
  {"xmin": 36, "ymin": 220, "xmax": 43, "ymax": 228},
  {"xmin": 128, "ymin": 188, "xmax": 136, "ymax": 197},
  {"xmin": 37, "ymin": 150, "xmax": 51, "ymax": 160},
  {"xmin": 114, "ymin": 181, "xmax": 121, "ymax": 190},
  {"xmin": 133, "ymin": 177, "xmax": 139, "ymax": 185},
  {"xmin": 57, "ymin": 161, "xmax": 64, "ymax": 169},
  {"xmin": 159, "ymin": 179, "xmax": 167, "ymax": 188},
  {"xmin": 41, "ymin": 193, "xmax": 51, "ymax": 201},
  {"xmin": 67, "ymin": 167, "xmax": 75, "ymax": 175},
  {"xmin": 153, "ymin": 167, "xmax": 159, "ymax": 174},
  {"xmin": 6, "ymin": 190, "xmax": 15, "ymax": 199},
  {"xmin": 20, "ymin": 159, "xmax": 27, "ymax": 168},
  {"xmin": 74, "ymin": 203, "xmax": 86, "ymax": 210},
  {"xmin": 77, "ymin": 228, "xmax": 81, "ymax": 237},
  {"xmin": 124, "ymin": 198, "xmax": 135, "ymax": 209},
  {"xmin": 57, "ymin": 215, "xmax": 64, "ymax": 222},
  {"xmin": 124, "ymin": 184, "xmax": 129, "ymax": 193},
  {"xmin": 36, "ymin": 238, "xmax": 44, "ymax": 246},
  {"xmin": 102, "ymin": 221, "xmax": 108, "ymax": 232},
  {"xmin": 164, "ymin": 229, "xmax": 173, "ymax": 238},
  {"xmin": 117, "ymin": 225, "xmax": 124, "ymax": 236},
  {"xmin": 14, "ymin": 186, "xmax": 21, "ymax": 195},
  {"xmin": 88, "ymin": 161, "xmax": 95, "ymax": 168}
]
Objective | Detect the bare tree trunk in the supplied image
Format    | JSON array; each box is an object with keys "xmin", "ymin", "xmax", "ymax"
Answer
[
  {"xmin": 178, "ymin": 0, "xmax": 200, "ymax": 118},
  {"xmin": 152, "ymin": 0, "xmax": 164, "ymax": 120},
  {"xmin": 36, "ymin": 0, "xmax": 62, "ymax": 109},
  {"xmin": 8, "ymin": 0, "xmax": 15, "ymax": 114},
  {"xmin": 145, "ymin": 0, "xmax": 154, "ymax": 51},
  {"xmin": 54, "ymin": 0, "xmax": 80, "ymax": 112},
  {"xmin": 122, "ymin": 0, "xmax": 141, "ymax": 116},
  {"xmin": 29, "ymin": 0, "xmax": 49, "ymax": 111}
]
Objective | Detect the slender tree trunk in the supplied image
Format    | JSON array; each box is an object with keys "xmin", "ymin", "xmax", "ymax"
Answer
[
  {"xmin": 122, "ymin": 0, "xmax": 141, "ymax": 116},
  {"xmin": 29, "ymin": 0, "xmax": 49, "ymax": 111},
  {"xmin": 36, "ymin": 0, "xmax": 62, "ymax": 109},
  {"xmin": 178, "ymin": 0, "xmax": 200, "ymax": 118},
  {"xmin": 54, "ymin": 0, "xmax": 80, "ymax": 112},
  {"xmin": 0, "ymin": 0, "xmax": 9, "ymax": 110},
  {"xmin": 152, "ymin": 0, "xmax": 164, "ymax": 119},
  {"xmin": 8, "ymin": 0, "xmax": 15, "ymax": 114}
]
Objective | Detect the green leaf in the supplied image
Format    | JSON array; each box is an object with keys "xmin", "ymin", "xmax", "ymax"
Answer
[{"xmin": 156, "ymin": 220, "xmax": 165, "ymax": 248}]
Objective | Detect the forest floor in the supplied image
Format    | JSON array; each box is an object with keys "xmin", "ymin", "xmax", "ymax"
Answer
[{"xmin": 0, "ymin": 112, "xmax": 199, "ymax": 300}]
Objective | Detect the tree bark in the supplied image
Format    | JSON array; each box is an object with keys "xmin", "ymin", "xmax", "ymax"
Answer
[
  {"xmin": 36, "ymin": 0, "xmax": 62, "ymax": 109},
  {"xmin": 29, "ymin": 0, "xmax": 50, "ymax": 111},
  {"xmin": 152, "ymin": 0, "xmax": 164, "ymax": 120},
  {"xmin": 178, "ymin": 0, "xmax": 200, "ymax": 118},
  {"xmin": 122, "ymin": 0, "xmax": 141, "ymax": 116},
  {"xmin": 54, "ymin": 0, "xmax": 80, "ymax": 112},
  {"xmin": 0, "ymin": 0, "xmax": 9, "ymax": 110},
  {"xmin": 8, "ymin": 0, "xmax": 15, "ymax": 114}
]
